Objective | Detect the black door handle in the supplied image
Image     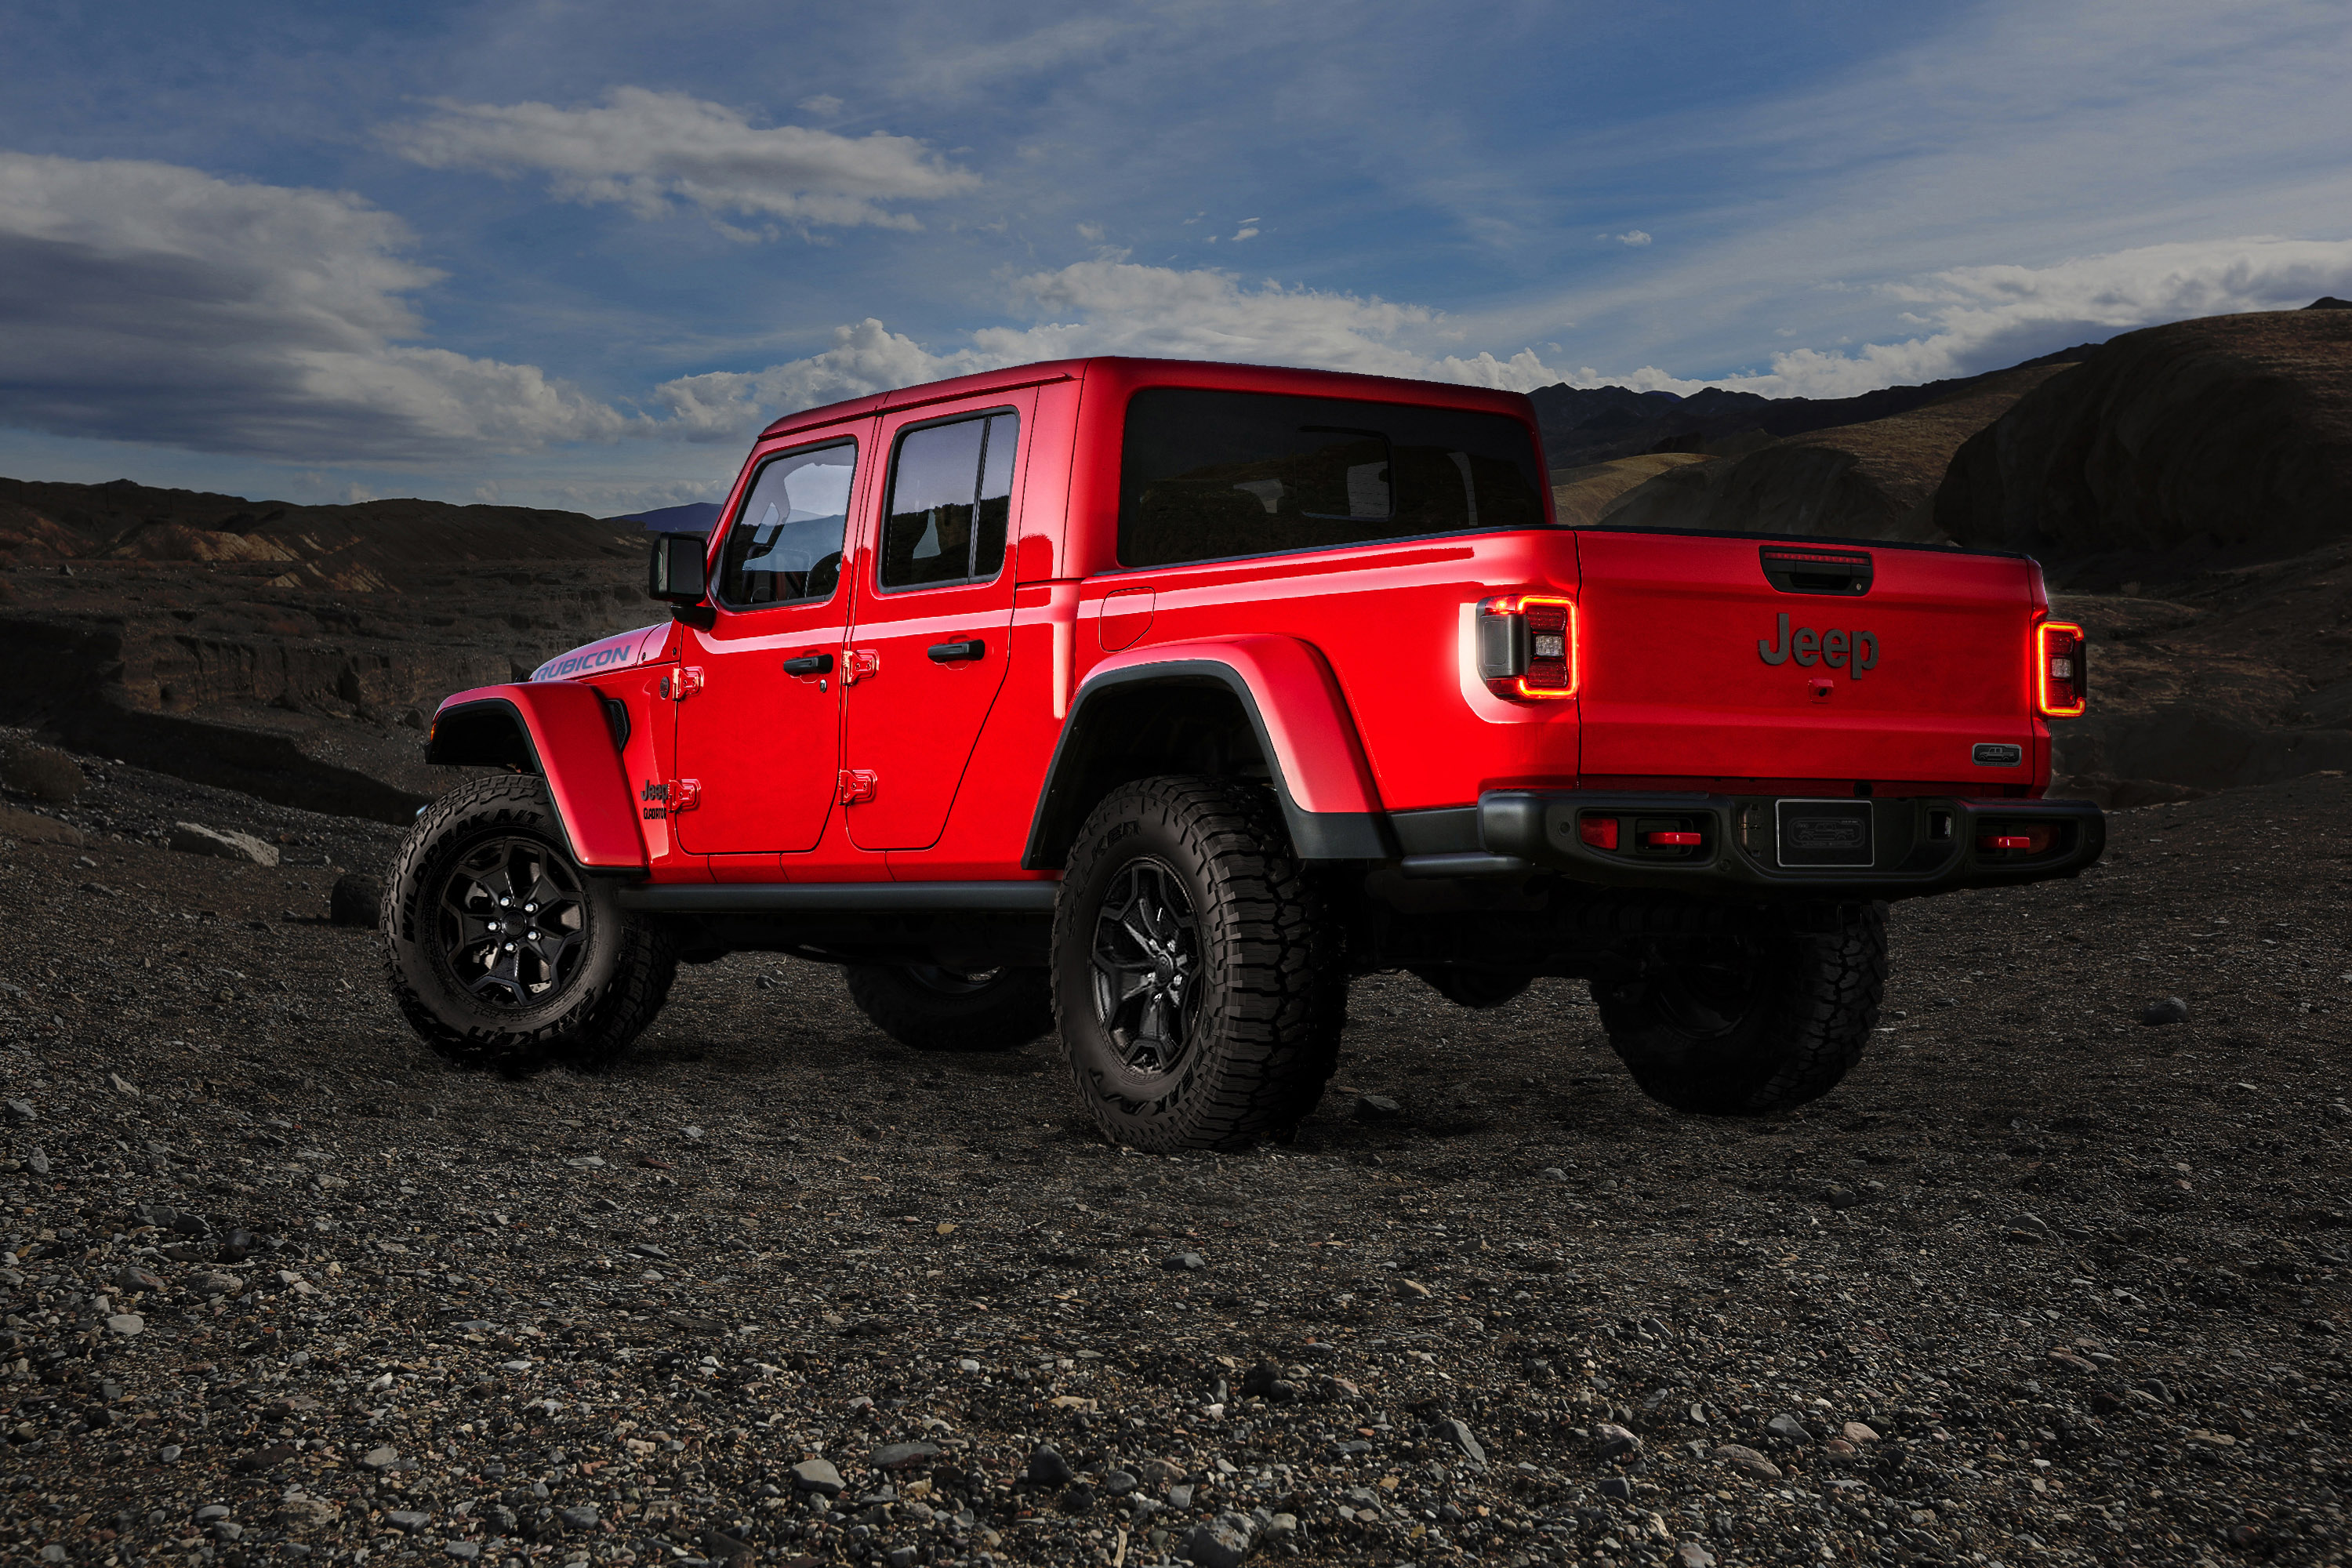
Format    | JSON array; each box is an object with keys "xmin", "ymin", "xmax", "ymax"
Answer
[
  {"xmin": 782, "ymin": 653, "xmax": 834, "ymax": 677},
  {"xmin": 927, "ymin": 638, "xmax": 985, "ymax": 663}
]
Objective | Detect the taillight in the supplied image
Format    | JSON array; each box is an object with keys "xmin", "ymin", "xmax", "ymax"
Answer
[
  {"xmin": 2035, "ymin": 620, "xmax": 2087, "ymax": 718},
  {"xmin": 1477, "ymin": 595, "xmax": 1577, "ymax": 699}
]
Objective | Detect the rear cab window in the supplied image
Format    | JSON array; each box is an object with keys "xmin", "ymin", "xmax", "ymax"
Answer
[{"xmin": 1117, "ymin": 387, "xmax": 1548, "ymax": 568}]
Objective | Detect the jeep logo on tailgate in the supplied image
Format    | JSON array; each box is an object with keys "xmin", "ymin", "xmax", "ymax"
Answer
[{"xmin": 1759, "ymin": 612, "xmax": 1878, "ymax": 677}]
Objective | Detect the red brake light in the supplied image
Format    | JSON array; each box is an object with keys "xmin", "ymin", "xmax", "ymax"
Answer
[
  {"xmin": 2034, "ymin": 620, "xmax": 2087, "ymax": 718},
  {"xmin": 1476, "ymin": 594, "xmax": 1577, "ymax": 699},
  {"xmin": 1643, "ymin": 830, "xmax": 1703, "ymax": 848}
]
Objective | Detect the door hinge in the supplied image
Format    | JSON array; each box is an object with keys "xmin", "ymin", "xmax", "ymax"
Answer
[
  {"xmin": 843, "ymin": 649, "xmax": 880, "ymax": 685},
  {"xmin": 659, "ymin": 666, "xmax": 706, "ymax": 701},
  {"xmin": 836, "ymin": 768, "xmax": 877, "ymax": 804},
  {"xmin": 666, "ymin": 778, "xmax": 701, "ymax": 811}
]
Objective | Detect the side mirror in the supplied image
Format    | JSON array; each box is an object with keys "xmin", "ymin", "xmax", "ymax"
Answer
[{"xmin": 648, "ymin": 532, "xmax": 710, "ymax": 604}]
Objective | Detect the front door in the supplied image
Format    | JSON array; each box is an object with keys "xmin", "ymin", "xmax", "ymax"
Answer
[
  {"xmin": 675, "ymin": 430, "xmax": 867, "ymax": 855},
  {"xmin": 841, "ymin": 397, "xmax": 1030, "ymax": 851}
]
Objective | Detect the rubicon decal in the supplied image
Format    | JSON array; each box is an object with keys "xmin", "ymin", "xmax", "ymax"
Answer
[{"xmin": 1758, "ymin": 612, "xmax": 1878, "ymax": 677}]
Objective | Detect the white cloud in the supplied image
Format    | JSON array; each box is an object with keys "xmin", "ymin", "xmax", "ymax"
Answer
[
  {"xmin": 797, "ymin": 94, "xmax": 844, "ymax": 118},
  {"xmin": 648, "ymin": 262, "xmax": 1582, "ymax": 438},
  {"xmin": 0, "ymin": 151, "xmax": 626, "ymax": 460},
  {"xmin": 386, "ymin": 86, "xmax": 977, "ymax": 235},
  {"xmin": 647, "ymin": 237, "xmax": 2352, "ymax": 445},
  {"xmin": 1613, "ymin": 230, "xmax": 1651, "ymax": 247},
  {"xmin": 1619, "ymin": 235, "xmax": 2352, "ymax": 399}
]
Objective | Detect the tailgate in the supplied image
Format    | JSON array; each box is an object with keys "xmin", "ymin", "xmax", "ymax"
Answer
[{"xmin": 1576, "ymin": 532, "xmax": 2038, "ymax": 786}]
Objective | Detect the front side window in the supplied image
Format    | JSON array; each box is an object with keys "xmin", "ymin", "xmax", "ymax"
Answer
[
  {"xmin": 880, "ymin": 412, "xmax": 1018, "ymax": 590},
  {"xmin": 715, "ymin": 440, "xmax": 856, "ymax": 608},
  {"xmin": 1118, "ymin": 388, "xmax": 1547, "ymax": 568}
]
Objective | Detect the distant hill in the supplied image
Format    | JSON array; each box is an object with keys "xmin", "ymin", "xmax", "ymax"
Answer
[
  {"xmin": 0, "ymin": 475, "xmax": 633, "ymax": 593},
  {"xmin": 1936, "ymin": 308, "xmax": 2352, "ymax": 577},
  {"xmin": 613, "ymin": 501, "xmax": 724, "ymax": 534},
  {"xmin": 1588, "ymin": 361, "xmax": 2079, "ymax": 542},
  {"xmin": 1527, "ymin": 343, "xmax": 2105, "ymax": 471}
]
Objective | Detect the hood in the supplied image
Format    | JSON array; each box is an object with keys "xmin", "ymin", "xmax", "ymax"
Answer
[{"xmin": 529, "ymin": 622, "xmax": 673, "ymax": 683}]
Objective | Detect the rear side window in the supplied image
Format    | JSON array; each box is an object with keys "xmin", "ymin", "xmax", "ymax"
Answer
[
  {"xmin": 715, "ymin": 440, "xmax": 856, "ymax": 608},
  {"xmin": 880, "ymin": 411, "xmax": 1018, "ymax": 590},
  {"xmin": 1118, "ymin": 388, "xmax": 1547, "ymax": 568}
]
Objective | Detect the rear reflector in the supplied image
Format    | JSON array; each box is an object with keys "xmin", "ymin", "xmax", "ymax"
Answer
[
  {"xmin": 1578, "ymin": 815, "xmax": 1619, "ymax": 850},
  {"xmin": 1979, "ymin": 834, "xmax": 2032, "ymax": 851},
  {"xmin": 1643, "ymin": 830, "xmax": 1703, "ymax": 848},
  {"xmin": 1977, "ymin": 823, "xmax": 2056, "ymax": 855},
  {"xmin": 1477, "ymin": 594, "xmax": 1577, "ymax": 699},
  {"xmin": 2035, "ymin": 620, "xmax": 2088, "ymax": 717}
]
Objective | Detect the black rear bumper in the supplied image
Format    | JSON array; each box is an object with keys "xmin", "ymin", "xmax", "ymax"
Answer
[{"xmin": 1396, "ymin": 790, "xmax": 2105, "ymax": 899}]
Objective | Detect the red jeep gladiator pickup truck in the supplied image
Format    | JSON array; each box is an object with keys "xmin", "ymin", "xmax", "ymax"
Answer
[{"xmin": 388, "ymin": 356, "xmax": 2100, "ymax": 1151}]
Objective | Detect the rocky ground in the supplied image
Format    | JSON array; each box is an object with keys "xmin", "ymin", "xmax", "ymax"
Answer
[{"xmin": 2, "ymin": 745, "xmax": 2348, "ymax": 1568}]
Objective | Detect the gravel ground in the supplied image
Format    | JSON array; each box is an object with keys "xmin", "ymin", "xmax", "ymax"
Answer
[{"xmin": 2, "ymin": 745, "xmax": 2349, "ymax": 1568}]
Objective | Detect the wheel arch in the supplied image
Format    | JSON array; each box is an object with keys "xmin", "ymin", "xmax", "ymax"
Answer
[
  {"xmin": 426, "ymin": 683, "xmax": 647, "ymax": 869},
  {"xmin": 1022, "ymin": 636, "xmax": 1392, "ymax": 869}
]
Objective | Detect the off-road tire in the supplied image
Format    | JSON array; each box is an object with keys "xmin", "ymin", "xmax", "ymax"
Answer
[
  {"xmin": 844, "ymin": 964, "xmax": 1053, "ymax": 1052},
  {"xmin": 1592, "ymin": 901, "xmax": 1886, "ymax": 1115},
  {"xmin": 1053, "ymin": 775, "xmax": 1343, "ymax": 1152},
  {"xmin": 383, "ymin": 774, "xmax": 677, "ymax": 1073},
  {"xmin": 1412, "ymin": 964, "xmax": 1535, "ymax": 1010}
]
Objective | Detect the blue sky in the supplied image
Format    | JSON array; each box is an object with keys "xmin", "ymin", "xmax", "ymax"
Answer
[{"xmin": 2, "ymin": 0, "xmax": 2348, "ymax": 514}]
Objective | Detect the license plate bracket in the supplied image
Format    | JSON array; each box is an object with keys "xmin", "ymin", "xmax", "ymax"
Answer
[{"xmin": 1775, "ymin": 799, "xmax": 1875, "ymax": 869}]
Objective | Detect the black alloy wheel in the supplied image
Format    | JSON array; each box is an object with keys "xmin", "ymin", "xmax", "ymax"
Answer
[
  {"xmin": 1590, "ymin": 903, "xmax": 1886, "ymax": 1115},
  {"xmin": 1051, "ymin": 775, "xmax": 1344, "ymax": 1152},
  {"xmin": 434, "ymin": 837, "xmax": 590, "ymax": 1008},
  {"xmin": 1089, "ymin": 856, "xmax": 1203, "ymax": 1076},
  {"xmin": 383, "ymin": 774, "xmax": 677, "ymax": 1073},
  {"xmin": 1637, "ymin": 935, "xmax": 1769, "ymax": 1040},
  {"xmin": 842, "ymin": 960, "xmax": 1053, "ymax": 1052}
]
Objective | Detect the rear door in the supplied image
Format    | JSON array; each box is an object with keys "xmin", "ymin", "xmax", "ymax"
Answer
[
  {"xmin": 840, "ymin": 394, "xmax": 1032, "ymax": 850},
  {"xmin": 674, "ymin": 430, "xmax": 868, "ymax": 854},
  {"xmin": 1575, "ymin": 532, "xmax": 2038, "ymax": 786}
]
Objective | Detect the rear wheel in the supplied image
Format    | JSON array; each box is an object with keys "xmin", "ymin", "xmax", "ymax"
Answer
[
  {"xmin": 1052, "ymin": 775, "xmax": 1342, "ymax": 1152},
  {"xmin": 1592, "ymin": 902, "xmax": 1885, "ymax": 1114},
  {"xmin": 383, "ymin": 774, "xmax": 677, "ymax": 1073},
  {"xmin": 844, "ymin": 963, "xmax": 1052, "ymax": 1052}
]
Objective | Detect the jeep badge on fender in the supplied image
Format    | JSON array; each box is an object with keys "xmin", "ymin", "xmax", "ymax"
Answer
[{"xmin": 1759, "ymin": 612, "xmax": 1879, "ymax": 677}]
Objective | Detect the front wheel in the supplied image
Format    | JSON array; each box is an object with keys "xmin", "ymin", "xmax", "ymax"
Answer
[
  {"xmin": 844, "ymin": 964, "xmax": 1052, "ymax": 1052},
  {"xmin": 1592, "ymin": 902, "xmax": 1886, "ymax": 1115},
  {"xmin": 383, "ymin": 774, "xmax": 677, "ymax": 1073},
  {"xmin": 1052, "ymin": 775, "xmax": 1343, "ymax": 1152}
]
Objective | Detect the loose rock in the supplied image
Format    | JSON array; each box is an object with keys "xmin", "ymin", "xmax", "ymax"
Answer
[
  {"xmin": 1714, "ymin": 1443, "xmax": 1784, "ymax": 1479},
  {"xmin": 790, "ymin": 1458, "xmax": 844, "ymax": 1496},
  {"xmin": 170, "ymin": 821, "xmax": 281, "ymax": 866},
  {"xmin": 329, "ymin": 873, "xmax": 382, "ymax": 927},
  {"xmin": 2, "ymin": 744, "xmax": 82, "ymax": 803},
  {"xmin": 1184, "ymin": 1512, "xmax": 1255, "ymax": 1568},
  {"xmin": 1592, "ymin": 1421, "xmax": 1642, "ymax": 1460},
  {"xmin": 2142, "ymin": 995, "xmax": 2191, "ymax": 1025}
]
